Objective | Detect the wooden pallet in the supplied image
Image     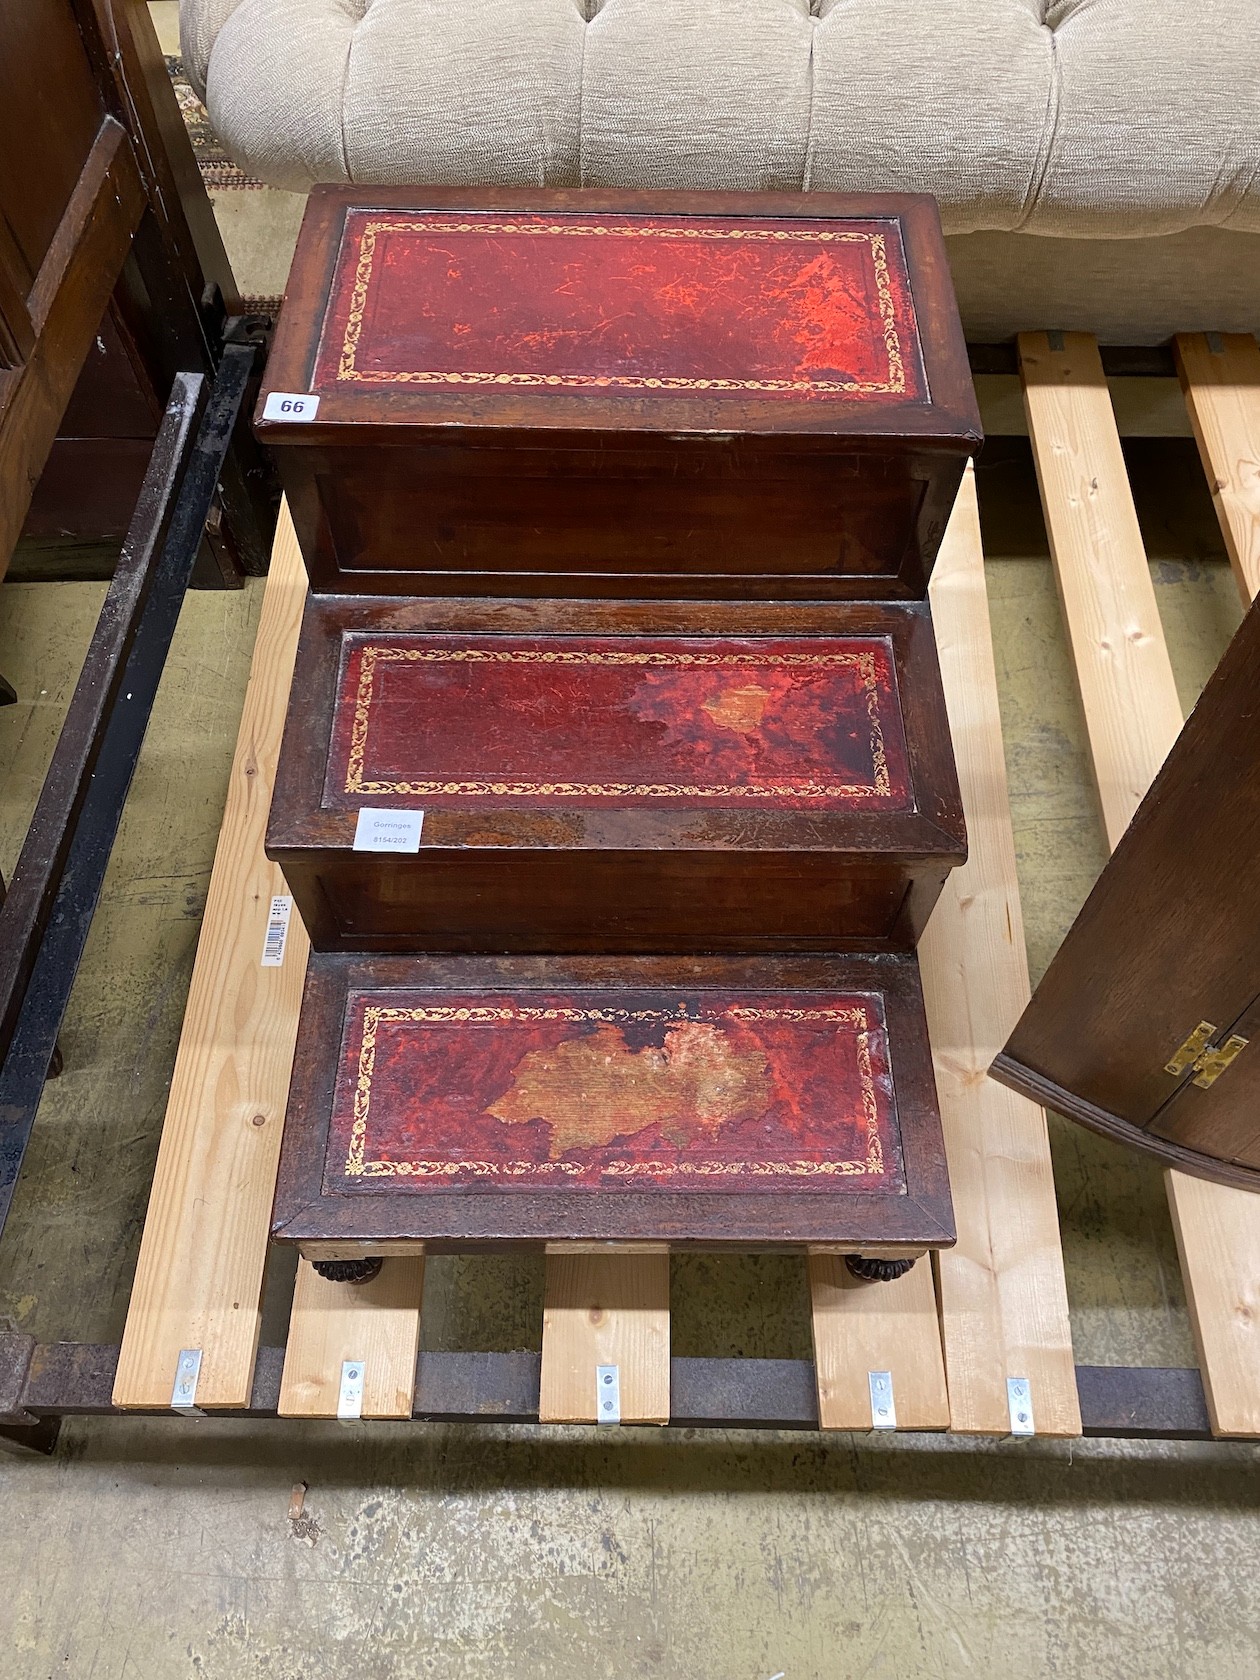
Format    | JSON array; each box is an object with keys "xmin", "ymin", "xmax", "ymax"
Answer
[{"xmin": 110, "ymin": 335, "xmax": 1260, "ymax": 1435}]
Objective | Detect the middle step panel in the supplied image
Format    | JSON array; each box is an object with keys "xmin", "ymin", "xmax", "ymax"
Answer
[{"xmin": 268, "ymin": 598, "xmax": 965, "ymax": 954}]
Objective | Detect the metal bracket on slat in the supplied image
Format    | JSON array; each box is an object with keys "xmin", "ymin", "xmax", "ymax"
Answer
[
  {"xmin": 170, "ymin": 1348, "xmax": 204, "ymax": 1416},
  {"xmin": 337, "ymin": 1359, "xmax": 365, "ymax": 1422},
  {"xmin": 596, "ymin": 1364, "xmax": 621, "ymax": 1425},
  {"xmin": 1206, "ymin": 331, "xmax": 1226, "ymax": 356},
  {"xmin": 1006, "ymin": 1376, "xmax": 1035, "ymax": 1438},
  {"xmin": 868, "ymin": 1370, "xmax": 896, "ymax": 1431}
]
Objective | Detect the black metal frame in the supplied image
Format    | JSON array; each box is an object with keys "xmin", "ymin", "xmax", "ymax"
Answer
[
  {"xmin": 0, "ymin": 340, "xmax": 1241, "ymax": 1456},
  {"xmin": 0, "ymin": 321, "xmax": 270, "ymax": 1242},
  {"xmin": 0, "ymin": 1338, "xmax": 1215, "ymax": 1449},
  {"xmin": 967, "ymin": 341, "xmax": 1179, "ymax": 378}
]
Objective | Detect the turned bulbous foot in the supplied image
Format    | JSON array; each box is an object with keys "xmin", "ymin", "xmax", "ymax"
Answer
[
  {"xmin": 310, "ymin": 1257, "xmax": 383, "ymax": 1285},
  {"xmin": 844, "ymin": 1254, "xmax": 917, "ymax": 1283}
]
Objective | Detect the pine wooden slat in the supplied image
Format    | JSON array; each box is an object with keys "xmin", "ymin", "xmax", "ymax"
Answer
[
  {"xmin": 113, "ymin": 505, "xmax": 310, "ymax": 1409},
  {"xmin": 1023, "ymin": 332, "xmax": 1260, "ymax": 1436},
  {"xmin": 539, "ymin": 1249, "xmax": 670, "ymax": 1423},
  {"xmin": 1167, "ymin": 1177, "xmax": 1260, "ymax": 1437},
  {"xmin": 1175, "ymin": 332, "xmax": 1260, "ymax": 602},
  {"xmin": 923, "ymin": 465, "xmax": 1081, "ymax": 1435},
  {"xmin": 278, "ymin": 1258, "xmax": 425, "ymax": 1419},
  {"xmin": 1167, "ymin": 336, "xmax": 1260, "ymax": 1438},
  {"xmin": 807, "ymin": 1253, "xmax": 948, "ymax": 1430},
  {"xmin": 1019, "ymin": 331, "xmax": 1184, "ymax": 850}
]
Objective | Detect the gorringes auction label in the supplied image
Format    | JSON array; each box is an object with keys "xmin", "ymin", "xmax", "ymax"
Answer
[{"xmin": 353, "ymin": 808, "xmax": 424, "ymax": 853}]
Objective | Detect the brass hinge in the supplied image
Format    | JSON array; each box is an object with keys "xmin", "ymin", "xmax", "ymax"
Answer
[
  {"xmin": 1192, "ymin": 1035, "xmax": 1249, "ymax": 1089},
  {"xmin": 1164, "ymin": 1021, "xmax": 1250, "ymax": 1089},
  {"xmin": 1165, "ymin": 1021, "xmax": 1216, "ymax": 1076}
]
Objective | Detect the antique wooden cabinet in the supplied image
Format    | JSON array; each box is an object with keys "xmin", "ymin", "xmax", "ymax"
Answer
[
  {"xmin": 271, "ymin": 953, "xmax": 955, "ymax": 1259},
  {"xmin": 266, "ymin": 597, "xmax": 964, "ymax": 954},
  {"xmin": 993, "ymin": 588, "xmax": 1260, "ymax": 1188},
  {"xmin": 0, "ymin": 0, "xmax": 242, "ymax": 574},
  {"xmin": 257, "ymin": 187, "xmax": 980, "ymax": 601}
]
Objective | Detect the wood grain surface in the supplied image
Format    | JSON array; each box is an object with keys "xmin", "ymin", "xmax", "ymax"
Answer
[
  {"xmin": 923, "ymin": 465, "xmax": 1080, "ymax": 1435},
  {"xmin": 1168, "ymin": 1176, "xmax": 1260, "ymax": 1437},
  {"xmin": 539, "ymin": 1248, "xmax": 670, "ymax": 1424},
  {"xmin": 1019, "ymin": 331, "xmax": 1183, "ymax": 850},
  {"xmin": 807, "ymin": 1250, "xmax": 947, "ymax": 1430},
  {"xmin": 278, "ymin": 1257, "xmax": 424, "ymax": 1419},
  {"xmin": 112, "ymin": 506, "xmax": 310, "ymax": 1409},
  {"xmin": 1022, "ymin": 334, "xmax": 1260, "ymax": 1436},
  {"xmin": 1175, "ymin": 332, "xmax": 1260, "ymax": 602}
]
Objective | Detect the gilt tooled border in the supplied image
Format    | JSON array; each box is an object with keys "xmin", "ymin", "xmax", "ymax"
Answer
[
  {"xmin": 342, "ymin": 644, "xmax": 891, "ymax": 802},
  {"xmin": 333, "ymin": 218, "xmax": 909, "ymax": 397},
  {"xmin": 342, "ymin": 1002, "xmax": 885, "ymax": 1181}
]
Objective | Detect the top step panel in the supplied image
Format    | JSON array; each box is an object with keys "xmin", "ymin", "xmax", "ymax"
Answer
[{"xmin": 259, "ymin": 189, "xmax": 981, "ymax": 601}]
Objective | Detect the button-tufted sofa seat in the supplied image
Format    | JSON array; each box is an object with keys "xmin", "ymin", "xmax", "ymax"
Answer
[{"xmin": 181, "ymin": 0, "xmax": 1260, "ymax": 342}]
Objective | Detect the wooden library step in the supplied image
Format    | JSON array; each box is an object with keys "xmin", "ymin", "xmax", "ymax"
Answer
[
  {"xmin": 267, "ymin": 597, "xmax": 964, "ymax": 956},
  {"xmin": 258, "ymin": 186, "xmax": 979, "ymax": 601},
  {"xmin": 271, "ymin": 952, "xmax": 955, "ymax": 1260}
]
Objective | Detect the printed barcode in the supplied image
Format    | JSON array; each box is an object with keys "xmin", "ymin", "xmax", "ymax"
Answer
[{"xmin": 261, "ymin": 895, "xmax": 293, "ymax": 967}]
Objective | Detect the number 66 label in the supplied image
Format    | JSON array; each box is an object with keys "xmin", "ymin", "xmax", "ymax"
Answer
[{"xmin": 262, "ymin": 391, "xmax": 320, "ymax": 422}]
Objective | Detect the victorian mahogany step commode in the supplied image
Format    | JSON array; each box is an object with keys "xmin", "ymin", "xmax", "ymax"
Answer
[{"xmin": 254, "ymin": 187, "xmax": 981, "ymax": 1280}]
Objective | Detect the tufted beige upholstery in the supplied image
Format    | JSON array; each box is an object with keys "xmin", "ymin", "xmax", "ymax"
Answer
[{"xmin": 182, "ymin": 0, "xmax": 1260, "ymax": 339}]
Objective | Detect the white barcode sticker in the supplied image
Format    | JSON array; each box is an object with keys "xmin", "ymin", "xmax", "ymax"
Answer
[
  {"xmin": 354, "ymin": 808, "xmax": 424, "ymax": 854},
  {"xmin": 262, "ymin": 391, "xmax": 320, "ymax": 422},
  {"xmin": 261, "ymin": 894, "xmax": 294, "ymax": 967}
]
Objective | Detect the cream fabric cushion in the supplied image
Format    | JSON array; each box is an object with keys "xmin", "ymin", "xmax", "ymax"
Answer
[{"xmin": 182, "ymin": 0, "xmax": 1260, "ymax": 337}]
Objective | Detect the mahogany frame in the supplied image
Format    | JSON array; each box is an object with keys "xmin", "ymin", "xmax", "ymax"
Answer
[
  {"xmin": 258, "ymin": 187, "xmax": 981, "ymax": 601},
  {"xmin": 267, "ymin": 596, "xmax": 965, "ymax": 955},
  {"xmin": 271, "ymin": 951, "xmax": 956, "ymax": 1257}
]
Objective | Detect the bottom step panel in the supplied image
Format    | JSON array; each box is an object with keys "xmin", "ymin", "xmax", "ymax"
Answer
[{"xmin": 272, "ymin": 953, "xmax": 955, "ymax": 1255}]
